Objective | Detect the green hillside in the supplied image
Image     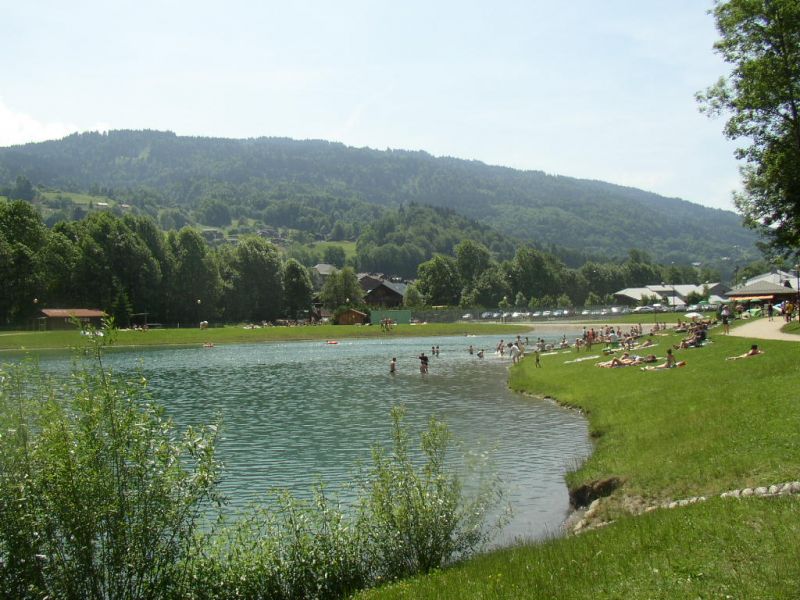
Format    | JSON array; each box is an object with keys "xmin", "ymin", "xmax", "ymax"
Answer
[{"xmin": 0, "ymin": 130, "xmax": 758, "ymax": 266}]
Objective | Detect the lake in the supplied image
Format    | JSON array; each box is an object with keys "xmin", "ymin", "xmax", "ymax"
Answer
[{"xmin": 23, "ymin": 332, "xmax": 592, "ymax": 546}]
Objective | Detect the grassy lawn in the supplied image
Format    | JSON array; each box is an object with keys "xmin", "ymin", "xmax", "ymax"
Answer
[
  {"xmin": 782, "ymin": 319, "xmax": 800, "ymax": 335},
  {"xmin": 511, "ymin": 328, "xmax": 799, "ymax": 507},
  {"xmin": 357, "ymin": 324, "xmax": 800, "ymax": 598},
  {"xmin": 40, "ymin": 190, "xmax": 116, "ymax": 206},
  {"xmin": 356, "ymin": 498, "xmax": 800, "ymax": 599},
  {"xmin": 0, "ymin": 322, "xmax": 528, "ymax": 352},
  {"xmin": 311, "ymin": 240, "xmax": 358, "ymax": 261}
]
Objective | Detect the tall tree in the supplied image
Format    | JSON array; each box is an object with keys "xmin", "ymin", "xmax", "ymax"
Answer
[
  {"xmin": 509, "ymin": 246, "xmax": 564, "ymax": 301},
  {"xmin": 416, "ymin": 255, "xmax": 460, "ymax": 306},
  {"xmin": 323, "ymin": 245, "xmax": 346, "ymax": 268},
  {"xmin": 699, "ymin": 0, "xmax": 800, "ymax": 253},
  {"xmin": 222, "ymin": 236, "xmax": 284, "ymax": 322},
  {"xmin": 319, "ymin": 267, "xmax": 362, "ymax": 309},
  {"xmin": 454, "ymin": 239, "xmax": 492, "ymax": 286},
  {"xmin": 10, "ymin": 176, "xmax": 35, "ymax": 201},
  {"xmin": 73, "ymin": 212, "xmax": 162, "ymax": 317},
  {"xmin": 0, "ymin": 201, "xmax": 48, "ymax": 323},
  {"xmin": 283, "ymin": 259, "xmax": 314, "ymax": 319},
  {"xmin": 169, "ymin": 228, "xmax": 222, "ymax": 323}
]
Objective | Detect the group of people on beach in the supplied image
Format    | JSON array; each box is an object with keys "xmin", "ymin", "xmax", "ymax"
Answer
[
  {"xmin": 389, "ymin": 310, "xmax": 768, "ymax": 376},
  {"xmin": 588, "ymin": 313, "xmax": 765, "ymax": 371}
]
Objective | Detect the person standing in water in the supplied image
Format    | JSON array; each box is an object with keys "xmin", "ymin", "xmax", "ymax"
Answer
[
  {"xmin": 389, "ymin": 357, "xmax": 397, "ymax": 374},
  {"xmin": 419, "ymin": 352, "xmax": 429, "ymax": 374}
]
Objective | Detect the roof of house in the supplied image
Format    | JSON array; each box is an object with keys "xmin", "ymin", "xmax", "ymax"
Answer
[
  {"xmin": 745, "ymin": 270, "xmax": 798, "ymax": 290},
  {"xmin": 726, "ymin": 281, "xmax": 797, "ymax": 297},
  {"xmin": 615, "ymin": 283, "xmax": 723, "ymax": 302},
  {"xmin": 312, "ymin": 263, "xmax": 338, "ymax": 276},
  {"xmin": 41, "ymin": 308, "xmax": 107, "ymax": 318},
  {"xmin": 371, "ymin": 280, "xmax": 407, "ymax": 296},
  {"xmin": 614, "ymin": 287, "xmax": 656, "ymax": 301},
  {"xmin": 358, "ymin": 274, "xmax": 384, "ymax": 291}
]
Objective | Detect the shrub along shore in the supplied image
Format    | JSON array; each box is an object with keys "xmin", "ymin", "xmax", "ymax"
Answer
[{"xmin": 356, "ymin": 319, "xmax": 800, "ymax": 599}]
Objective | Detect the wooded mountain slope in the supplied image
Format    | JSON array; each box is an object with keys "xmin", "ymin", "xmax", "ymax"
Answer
[{"xmin": 0, "ymin": 130, "xmax": 758, "ymax": 264}]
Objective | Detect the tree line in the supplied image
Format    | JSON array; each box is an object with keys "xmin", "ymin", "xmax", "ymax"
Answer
[
  {"xmin": 0, "ymin": 200, "xmax": 314, "ymax": 326},
  {"xmin": 409, "ymin": 241, "xmax": 721, "ymax": 310},
  {"xmin": 1, "ymin": 197, "xmax": 729, "ymax": 327}
]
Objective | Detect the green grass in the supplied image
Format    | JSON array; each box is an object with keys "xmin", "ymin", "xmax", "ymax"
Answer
[
  {"xmin": 356, "ymin": 499, "xmax": 800, "ymax": 599},
  {"xmin": 782, "ymin": 319, "xmax": 800, "ymax": 335},
  {"xmin": 311, "ymin": 240, "xmax": 358, "ymax": 260},
  {"xmin": 357, "ymin": 323, "xmax": 800, "ymax": 598},
  {"xmin": 0, "ymin": 322, "xmax": 528, "ymax": 352},
  {"xmin": 40, "ymin": 190, "xmax": 116, "ymax": 206},
  {"xmin": 511, "ymin": 329, "xmax": 799, "ymax": 507}
]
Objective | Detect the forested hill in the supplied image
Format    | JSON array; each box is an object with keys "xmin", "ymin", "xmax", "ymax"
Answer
[{"xmin": 0, "ymin": 129, "xmax": 757, "ymax": 264}]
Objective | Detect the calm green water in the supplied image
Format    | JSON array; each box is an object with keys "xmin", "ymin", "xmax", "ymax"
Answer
[{"xmin": 28, "ymin": 334, "xmax": 591, "ymax": 545}]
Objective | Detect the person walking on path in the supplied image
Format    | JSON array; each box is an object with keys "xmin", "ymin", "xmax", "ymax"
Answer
[{"xmin": 721, "ymin": 305, "xmax": 731, "ymax": 335}]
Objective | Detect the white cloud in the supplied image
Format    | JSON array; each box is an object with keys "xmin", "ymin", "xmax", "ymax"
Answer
[{"xmin": 0, "ymin": 99, "xmax": 86, "ymax": 147}]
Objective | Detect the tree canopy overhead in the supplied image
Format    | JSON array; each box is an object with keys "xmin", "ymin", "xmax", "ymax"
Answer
[{"xmin": 699, "ymin": 0, "xmax": 800, "ymax": 255}]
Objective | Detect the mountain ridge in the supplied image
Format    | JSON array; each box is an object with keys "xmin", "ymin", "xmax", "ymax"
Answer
[{"xmin": 0, "ymin": 129, "xmax": 758, "ymax": 266}]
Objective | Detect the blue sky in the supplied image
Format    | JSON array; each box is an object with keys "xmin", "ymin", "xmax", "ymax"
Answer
[{"xmin": 1, "ymin": 1, "xmax": 742, "ymax": 210}]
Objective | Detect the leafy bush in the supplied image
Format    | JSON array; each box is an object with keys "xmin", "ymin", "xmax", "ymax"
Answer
[
  {"xmin": 357, "ymin": 407, "xmax": 505, "ymax": 581},
  {"xmin": 0, "ymin": 331, "xmax": 221, "ymax": 600}
]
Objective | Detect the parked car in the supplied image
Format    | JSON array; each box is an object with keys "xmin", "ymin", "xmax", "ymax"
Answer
[
  {"xmin": 481, "ymin": 311, "xmax": 494, "ymax": 319},
  {"xmin": 462, "ymin": 313, "xmax": 473, "ymax": 320},
  {"xmin": 532, "ymin": 311, "xmax": 542, "ymax": 317},
  {"xmin": 633, "ymin": 306, "xmax": 654, "ymax": 313}
]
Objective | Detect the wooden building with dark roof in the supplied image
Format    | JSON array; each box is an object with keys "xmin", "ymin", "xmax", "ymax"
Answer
[{"xmin": 39, "ymin": 308, "xmax": 107, "ymax": 330}]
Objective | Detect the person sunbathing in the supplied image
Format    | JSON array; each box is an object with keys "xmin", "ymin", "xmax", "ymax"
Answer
[
  {"xmin": 675, "ymin": 326, "xmax": 707, "ymax": 349},
  {"xmin": 597, "ymin": 352, "xmax": 640, "ymax": 368},
  {"xmin": 641, "ymin": 349, "xmax": 686, "ymax": 370},
  {"xmin": 726, "ymin": 344, "xmax": 764, "ymax": 360}
]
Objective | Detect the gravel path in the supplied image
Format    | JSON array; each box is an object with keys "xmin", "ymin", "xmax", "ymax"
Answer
[{"xmin": 728, "ymin": 317, "xmax": 800, "ymax": 342}]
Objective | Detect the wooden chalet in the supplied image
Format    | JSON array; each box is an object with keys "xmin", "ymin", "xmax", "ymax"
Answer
[
  {"xmin": 336, "ymin": 308, "xmax": 368, "ymax": 325},
  {"xmin": 39, "ymin": 308, "xmax": 107, "ymax": 330}
]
